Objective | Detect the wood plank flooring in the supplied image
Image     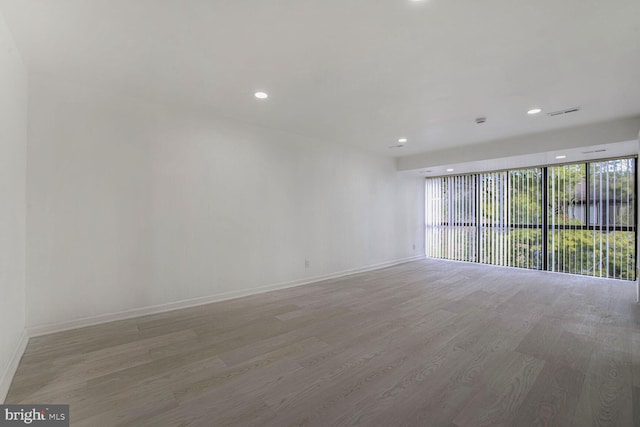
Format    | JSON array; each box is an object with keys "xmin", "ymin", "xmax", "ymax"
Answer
[{"xmin": 6, "ymin": 259, "xmax": 640, "ymax": 426}]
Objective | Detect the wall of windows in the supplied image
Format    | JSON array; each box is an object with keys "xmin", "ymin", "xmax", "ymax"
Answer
[{"xmin": 425, "ymin": 157, "xmax": 636, "ymax": 280}]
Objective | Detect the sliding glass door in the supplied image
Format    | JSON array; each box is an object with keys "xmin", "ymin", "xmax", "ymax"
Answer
[{"xmin": 425, "ymin": 157, "xmax": 636, "ymax": 280}]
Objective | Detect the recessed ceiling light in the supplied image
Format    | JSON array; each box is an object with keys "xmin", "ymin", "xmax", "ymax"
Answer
[
  {"xmin": 446, "ymin": 168, "xmax": 454, "ymax": 172},
  {"xmin": 555, "ymin": 155, "xmax": 567, "ymax": 159},
  {"xmin": 527, "ymin": 108, "xmax": 542, "ymax": 115},
  {"xmin": 398, "ymin": 138, "xmax": 408, "ymax": 144},
  {"xmin": 254, "ymin": 91, "xmax": 269, "ymax": 99}
]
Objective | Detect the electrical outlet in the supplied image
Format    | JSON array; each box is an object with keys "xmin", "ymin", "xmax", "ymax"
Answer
[
  {"xmin": 305, "ymin": 259, "xmax": 310, "ymax": 268},
  {"xmin": 413, "ymin": 244, "xmax": 416, "ymax": 251}
]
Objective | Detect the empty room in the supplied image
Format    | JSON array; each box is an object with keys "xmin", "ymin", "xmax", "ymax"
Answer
[{"xmin": 1, "ymin": 0, "xmax": 639, "ymax": 426}]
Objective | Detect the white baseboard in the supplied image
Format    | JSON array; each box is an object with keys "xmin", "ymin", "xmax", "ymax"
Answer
[
  {"xmin": 28, "ymin": 255, "xmax": 426, "ymax": 337},
  {"xmin": 0, "ymin": 329, "xmax": 29, "ymax": 403}
]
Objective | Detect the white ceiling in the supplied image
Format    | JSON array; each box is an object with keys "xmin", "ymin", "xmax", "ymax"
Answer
[{"xmin": 1, "ymin": 0, "xmax": 639, "ymax": 156}]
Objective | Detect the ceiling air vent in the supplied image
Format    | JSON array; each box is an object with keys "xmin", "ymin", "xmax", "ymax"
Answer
[
  {"xmin": 548, "ymin": 107, "xmax": 581, "ymax": 117},
  {"xmin": 581, "ymin": 149, "xmax": 607, "ymax": 154}
]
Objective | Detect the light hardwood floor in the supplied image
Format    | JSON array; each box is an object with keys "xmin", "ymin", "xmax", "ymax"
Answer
[{"xmin": 7, "ymin": 259, "xmax": 640, "ymax": 426}]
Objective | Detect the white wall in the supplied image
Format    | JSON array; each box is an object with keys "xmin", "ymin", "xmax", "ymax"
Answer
[
  {"xmin": 0, "ymin": 12, "xmax": 27, "ymax": 402},
  {"xmin": 26, "ymin": 77, "xmax": 425, "ymax": 332}
]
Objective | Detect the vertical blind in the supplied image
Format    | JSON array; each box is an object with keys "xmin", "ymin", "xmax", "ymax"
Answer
[
  {"xmin": 425, "ymin": 175, "xmax": 476, "ymax": 261},
  {"xmin": 425, "ymin": 158, "xmax": 636, "ymax": 280},
  {"xmin": 547, "ymin": 159, "xmax": 635, "ymax": 279},
  {"xmin": 478, "ymin": 171, "xmax": 511, "ymax": 267},
  {"xmin": 508, "ymin": 169, "xmax": 543, "ymax": 270}
]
